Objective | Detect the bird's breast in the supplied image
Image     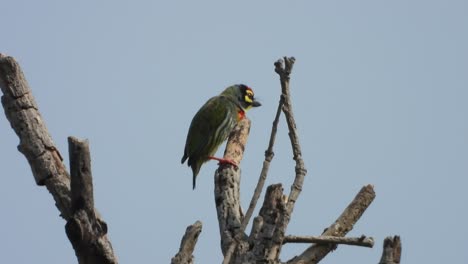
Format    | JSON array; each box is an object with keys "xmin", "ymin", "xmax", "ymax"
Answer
[{"xmin": 237, "ymin": 109, "xmax": 246, "ymax": 121}]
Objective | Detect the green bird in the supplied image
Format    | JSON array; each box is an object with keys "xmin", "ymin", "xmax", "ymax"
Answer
[{"xmin": 181, "ymin": 84, "xmax": 261, "ymax": 189}]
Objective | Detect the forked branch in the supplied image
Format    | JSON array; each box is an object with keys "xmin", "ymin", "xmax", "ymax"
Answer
[
  {"xmin": 0, "ymin": 54, "xmax": 117, "ymax": 264},
  {"xmin": 274, "ymin": 56, "xmax": 307, "ymax": 213}
]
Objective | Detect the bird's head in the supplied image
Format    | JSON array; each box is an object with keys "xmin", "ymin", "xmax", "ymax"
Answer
[{"xmin": 222, "ymin": 84, "xmax": 261, "ymax": 111}]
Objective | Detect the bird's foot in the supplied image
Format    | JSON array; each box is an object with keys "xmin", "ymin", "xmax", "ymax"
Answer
[{"xmin": 208, "ymin": 156, "xmax": 238, "ymax": 168}]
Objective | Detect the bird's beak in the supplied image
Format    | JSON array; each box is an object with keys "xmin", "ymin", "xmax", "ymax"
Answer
[{"xmin": 252, "ymin": 100, "xmax": 262, "ymax": 107}]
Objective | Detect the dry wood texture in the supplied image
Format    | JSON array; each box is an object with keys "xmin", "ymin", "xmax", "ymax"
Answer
[
  {"xmin": 172, "ymin": 221, "xmax": 203, "ymax": 264},
  {"xmin": 283, "ymin": 235, "xmax": 374, "ymax": 248},
  {"xmin": 379, "ymin": 236, "xmax": 402, "ymax": 264},
  {"xmin": 215, "ymin": 118, "xmax": 251, "ymax": 254},
  {"xmin": 0, "ymin": 54, "xmax": 117, "ymax": 264},
  {"xmin": 287, "ymin": 185, "xmax": 376, "ymax": 264}
]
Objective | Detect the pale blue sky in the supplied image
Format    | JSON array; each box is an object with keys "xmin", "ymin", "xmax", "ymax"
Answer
[{"xmin": 1, "ymin": 1, "xmax": 467, "ymax": 263}]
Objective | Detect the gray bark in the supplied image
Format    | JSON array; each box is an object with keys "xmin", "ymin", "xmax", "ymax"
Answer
[
  {"xmin": 0, "ymin": 54, "xmax": 72, "ymax": 218},
  {"xmin": 287, "ymin": 185, "xmax": 376, "ymax": 264},
  {"xmin": 172, "ymin": 221, "xmax": 203, "ymax": 264},
  {"xmin": 0, "ymin": 54, "xmax": 117, "ymax": 264},
  {"xmin": 215, "ymin": 118, "xmax": 251, "ymax": 255},
  {"xmin": 65, "ymin": 137, "xmax": 117, "ymax": 264},
  {"xmin": 379, "ymin": 236, "xmax": 401, "ymax": 264},
  {"xmin": 283, "ymin": 235, "xmax": 374, "ymax": 248}
]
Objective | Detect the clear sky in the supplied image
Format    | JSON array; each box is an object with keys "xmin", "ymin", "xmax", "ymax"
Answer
[{"xmin": 1, "ymin": 1, "xmax": 467, "ymax": 263}]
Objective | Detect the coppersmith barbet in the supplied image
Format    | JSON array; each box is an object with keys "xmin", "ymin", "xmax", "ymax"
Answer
[{"xmin": 181, "ymin": 84, "xmax": 261, "ymax": 189}]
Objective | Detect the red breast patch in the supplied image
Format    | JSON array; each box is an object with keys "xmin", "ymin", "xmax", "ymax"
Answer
[{"xmin": 237, "ymin": 109, "xmax": 245, "ymax": 121}]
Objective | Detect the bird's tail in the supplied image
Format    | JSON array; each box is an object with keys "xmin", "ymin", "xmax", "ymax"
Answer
[{"xmin": 191, "ymin": 162, "xmax": 202, "ymax": 189}]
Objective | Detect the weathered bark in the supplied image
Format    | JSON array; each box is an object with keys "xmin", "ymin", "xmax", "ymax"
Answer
[
  {"xmin": 224, "ymin": 184, "xmax": 288, "ymax": 264},
  {"xmin": 248, "ymin": 184, "xmax": 287, "ymax": 262},
  {"xmin": 172, "ymin": 221, "xmax": 203, "ymax": 264},
  {"xmin": 215, "ymin": 117, "xmax": 251, "ymax": 255},
  {"xmin": 65, "ymin": 137, "xmax": 117, "ymax": 264},
  {"xmin": 379, "ymin": 236, "xmax": 401, "ymax": 264},
  {"xmin": 0, "ymin": 54, "xmax": 72, "ymax": 218},
  {"xmin": 275, "ymin": 57, "xmax": 308, "ymax": 212},
  {"xmin": 283, "ymin": 235, "xmax": 374, "ymax": 248},
  {"xmin": 287, "ymin": 185, "xmax": 376, "ymax": 264},
  {"xmin": 0, "ymin": 54, "xmax": 117, "ymax": 263},
  {"xmin": 266, "ymin": 57, "xmax": 308, "ymax": 261}
]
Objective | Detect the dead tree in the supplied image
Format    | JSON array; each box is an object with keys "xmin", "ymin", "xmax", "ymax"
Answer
[
  {"xmin": 0, "ymin": 54, "xmax": 400, "ymax": 263},
  {"xmin": 172, "ymin": 57, "xmax": 401, "ymax": 264}
]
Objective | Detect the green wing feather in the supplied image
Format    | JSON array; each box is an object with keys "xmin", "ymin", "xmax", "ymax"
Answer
[{"xmin": 181, "ymin": 95, "xmax": 238, "ymax": 189}]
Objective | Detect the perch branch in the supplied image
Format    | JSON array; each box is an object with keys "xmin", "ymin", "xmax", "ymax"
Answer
[
  {"xmin": 65, "ymin": 137, "xmax": 117, "ymax": 264},
  {"xmin": 215, "ymin": 118, "xmax": 251, "ymax": 257},
  {"xmin": 0, "ymin": 54, "xmax": 117, "ymax": 263},
  {"xmin": 223, "ymin": 70, "xmax": 285, "ymax": 264},
  {"xmin": 287, "ymin": 184, "xmax": 376, "ymax": 264},
  {"xmin": 379, "ymin": 236, "xmax": 401, "ymax": 264},
  {"xmin": 283, "ymin": 235, "xmax": 374, "ymax": 248},
  {"xmin": 171, "ymin": 221, "xmax": 203, "ymax": 264}
]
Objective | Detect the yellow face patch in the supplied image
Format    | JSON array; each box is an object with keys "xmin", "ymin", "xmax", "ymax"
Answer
[{"xmin": 244, "ymin": 89, "xmax": 254, "ymax": 103}]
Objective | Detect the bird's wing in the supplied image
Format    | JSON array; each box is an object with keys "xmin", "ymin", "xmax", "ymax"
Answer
[{"xmin": 184, "ymin": 96, "xmax": 234, "ymax": 163}]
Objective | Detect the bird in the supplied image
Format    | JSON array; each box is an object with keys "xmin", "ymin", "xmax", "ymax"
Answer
[{"xmin": 181, "ymin": 84, "xmax": 261, "ymax": 189}]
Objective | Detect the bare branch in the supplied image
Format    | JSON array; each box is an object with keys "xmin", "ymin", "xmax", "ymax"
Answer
[
  {"xmin": 288, "ymin": 184, "xmax": 376, "ymax": 264},
  {"xmin": 223, "ymin": 68, "xmax": 286, "ymax": 264},
  {"xmin": 171, "ymin": 221, "xmax": 203, "ymax": 264},
  {"xmin": 379, "ymin": 236, "xmax": 401, "ymax": 264},
  {"xmin": 215, "ymin": 118, "xmax": 251, "ymax": 256},
  {"xmin": 242, "ymin": 86, "xmax": 283, "ymax": 233},
  {"xmin": 0, "ymin": 53, "xmax": 72, "ymax": 219},
  {"xmin": 0, "ymin": 54, "xmax": 117, "ymax": 263},
  {"xmin": 68, "ymin": 137, "xmax": 95, "ymax": 212},
  {"xmin": 283, "ymin": 235, "xmax": 374, "ymax": 248},
  {"xmin": 250, "ymin": 56, "xmax": 308, "ymax": 262},
  {"xmin": 65, "ymin": 137, "xmax": 117, "ymax": 264},
  {"xmin": 275, "ymin": 56, "xmax": 307, "ymax": 213}
]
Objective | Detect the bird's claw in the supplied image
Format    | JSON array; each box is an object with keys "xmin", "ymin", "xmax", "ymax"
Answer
[
  {"xmin": 218, "ymin": 159, "xmax": 238, "ymax": 169},
  {"xmin": 208, "ymin": 156, "xmax": 238, "ymax": 168}
]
